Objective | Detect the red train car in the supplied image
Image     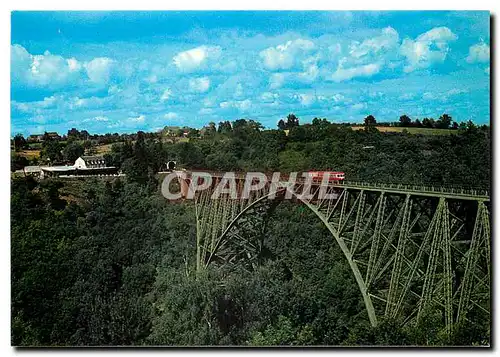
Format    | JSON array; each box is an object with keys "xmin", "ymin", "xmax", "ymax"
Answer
[{"xmin": 307, "ymin": 171, "xmax": 345, "ymax": 183}]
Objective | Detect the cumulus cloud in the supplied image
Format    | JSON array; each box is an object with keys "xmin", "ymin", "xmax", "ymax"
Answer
[
  {"xmin": 84, "ymin": 57, "xmax": 114, "ymax": 84},
  {"xmin": 260, "ymin": 38, "xmax": 315, "ymax": 71},
  {"xmin": 92, "ymin": 116, "xmax": 109, "ymax": 122},
  {"xmin": 11, "ymin": 44, "xmax": 116, "ymax": 88},
  {"xmin": 423, "ymin": 88, "xmax": 468, "ymax": 101},
  {"xmin": 173, "ymin": 45, "xmax": 222, "ymax": 72},
  {"xmin": 12, "ymin": 96, "xmax": 61, "ymax": 113},
  {"xmin": 164, "ymin": 112, "xmax": 179, "ymax": 120},
  {"xmin": 466, "ymin": 41, "xmax": 489, "ymax": 63},
  {"xmin": 129, "ymin": 114, "xmax": 145, "ymax": 122},
  {"xmin": 11, "ymin": 44, "xmax": 83, "ymax": 88},
  {"xmin": 299, "ymin": 94, "xmax": 316, "ymax": 106},
  {"xmin": 70, "ymin": 96, "xmax": 108, "ymax": 110},
  {"xmin": 400, "ymin": 27, "xmax": 458, "ymax": 72},
  {"xmin": 189, "ymin": 77, "xmax": 210, "ymax": 93},
  {"xmin": 349, "ymin": 27, "xmax": 399, "ymax": 59},
  {"xmin": 331, "ymin": 62, "xmax": 381, "ymax": 82},
  {"xmin": 161, "ymin": 88, "xmax": 172, "ymax": 101},
  {"xmin": 351, "ymin": 103, "xmax": 368, "ymax": 111},
  {"xmin": 198, "ymin": 108, "xmax": 214, "ymax": 115},
  {"xmin": 108, "ymin": 85, "xmax": 122, "ymax": 95},
  {"xmin": 12, "ymin": 95, "xmax": 113, "ymax": 116},
  {"xmin": 298, "ymin": 63, "xmax": 319, "ymax": 82},
  {"xmin": 260, "ymin": 92, "xmax": 279, "ymax": 103},
  {"xmin": 219, "ymin": 99, "xmax": 252, "ymax": 112}
]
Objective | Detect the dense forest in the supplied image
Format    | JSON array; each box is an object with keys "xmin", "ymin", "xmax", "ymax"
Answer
[{"xmin": 11, "ymin": 118, "xmax": 491, "ymax": 346}]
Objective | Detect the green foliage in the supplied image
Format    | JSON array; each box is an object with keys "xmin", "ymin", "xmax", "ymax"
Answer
[
  {"xmin": 11, "ymin": 153, "xmax": 29, "ymax": 172},
  {"xmin": 11, "ymin": 117, "xmax": 491, "ymax": 346},
  {"xmin": 14, "ymin": 133, "xmax": 27, "ymax": 151},
  {"xmin": 41, "ymin": 139, "xmax": 63, "ymax": 163},
  {"xmin": 364, "ymin": 114, "xmax": 377, "ymax": 126},
  {"xmin": 62, "ymin": 141, "xmax": 85, "ymax": 163}
]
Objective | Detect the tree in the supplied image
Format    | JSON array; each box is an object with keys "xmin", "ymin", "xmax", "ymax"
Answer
[
  {"xmin": 364, "ymin": 115, "xmax": 377, "ymax": 126},
  {"xmin": 11, "ymin": 153, "xmax": 29, "ymax": 172},
  {"xmin": 187, "ymin": 128, "xmax": 200, "ymax": 139},
  {"xmin": 13, "ymin": 134, "xmax": 26, "ymax": 152},
  {"xmin": 218, "ymin": 121, "xmax": 233, "ymax": 134},
  {"xmin": 203, "ymin": 122, "xmax": 217, "ymax": 137},
  {"xmin": 67, "ymin": 128, "xmax": 81, "ymax": 139},
  {"xmin": 41, "ymin": 139, "xmax": 63, "ymax": 163},
  {"xmin": 436, "ymin": 114, "xmax": 452, "ymax": 129},
  {"xmin": 62, "ymin": 142, "xmax": 85, "ymax": 163},
  {"xmin": 277, "ymin": 119, "xmax": 286, "ymax": 130},
  {"xmin": 286, "ymin": 114, "xmax": 300, "ymax": 129},
  {"xmin": 399, "ymin": 115, "xmax": 412, "ymax": 127},
  {"xmin": 422, "ymin": 118, "xmax": 435, "ymax": 128}
]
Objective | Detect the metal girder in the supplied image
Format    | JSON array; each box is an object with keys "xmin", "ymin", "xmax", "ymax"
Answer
[{"xmin": 192, "ymin": 181, "xmax": 490, "ymax": 336}]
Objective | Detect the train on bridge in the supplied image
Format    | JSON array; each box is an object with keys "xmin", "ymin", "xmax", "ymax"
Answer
[{"xmin": 306, "ymin": 171, "xmax": 345, "ymax": 183}]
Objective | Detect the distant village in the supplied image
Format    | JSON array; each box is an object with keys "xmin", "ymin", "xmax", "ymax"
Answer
[{"xmin": 11, "ymin": 125, "xmax": 196, "ymax": 179}]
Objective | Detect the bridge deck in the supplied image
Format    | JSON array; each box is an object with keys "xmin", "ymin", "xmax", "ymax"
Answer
[
  {"xmin": 180, "ymin": 171, "xmax": 489, "ymax": 201},
  {"xmin": 319, "ymin": 181, "xmax": 489, "ymax": 201}
]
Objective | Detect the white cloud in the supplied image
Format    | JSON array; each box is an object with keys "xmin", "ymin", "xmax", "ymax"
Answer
[
  {"xmin": 11, "ymin": 44, "xmax": 83, "ymax": 88},
  {"xmin": 129, "ymin": 114, "xmax": 145, "ymax": 122},
  {"xmin": 11, "ymin": 45, "xmax": 117, "ymax": 88},
  {"xmin": 331, "ymin": 62, "xmax": 381, "ymax": 82},
  {"xmin": 161, "ymin": 88, "xmax": 172, "ymax": 101},
  {"xmin": 260, "ymin": 38, "xmax": 315, "ymax": 70},
  {"xmin": 164, "ymin": 112, "xmax": 179, "ymax": 120},
  {"xmin": 422, "ymin": 92, "xmax": 437, "ymax": 100},
  {"xmin": 108, "ymin": 85, "xmax": 122, "ymax": 95},
  {"xmin": 446, "ymin": 88, "xmax": 468, "ymax": 96},
  {"xmin": 332, "ymin": 94, "xmax": 345, "ymax": 103},
  {"xmin": 398, "ymin": 93, "xmax": 415, "ymax": 101},
  {"xmin": 173, "ymin": 45, "xmax": 222, "ymax": 72},
  {"xmin": 466, "ymin": 42, "xmax": 490, "ymax": 63},
  {"xmin": 69, "ymin": 96, "xmax": 108, "ymax": 110},
  {"xmin": 400, "ymin": 27, "xmax": 458, "ymax": 72},
  {"xmin": 299, "ymin": 94, "xmax": 316, "ymax": 106},
  {"xmin": 328, "ymin": 43, "xmax": 342, "ymax": 56},
  {"xmin": 198, "ymin": 108, "xmax": 214, "ymax": 115},
  {"xmin": 260, "ymin": 92, "xmax": 279, "ymax": 103},
  {"xmin": 351, "ymin": 103, "xmax": 367, "ymax": 111},
  {"xmin": 219, "ymin": 99, "xmax": 252, "ymax": 112},
  {"xmin": 67, "ymin": 58, "xmax": 82, "ymax": 71},
  {"xmin": 423, "ymin": 88, "xmax": 468, "ymax": 102},
  {"xmin": 84, "ymin": 57, "xmax": 114, "ymax": 84},
  {"xmin": 349, "ymin": 27, "xmax": 399, "ymax": 59},
  {"xmin": 93, "ymin": 116, "xmax": 109, "ymax": 122},
  {"xmin": 189, "ymin": 77, "xmax": 210, "ymax": 93},
  {"xmin": 298, "ymin": 63, "xmax": 319, "ymax": 82}
]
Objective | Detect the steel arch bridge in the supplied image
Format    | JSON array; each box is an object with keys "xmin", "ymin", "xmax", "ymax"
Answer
[{"xmin": 190, "ymin": 177, "xmax": 490, "ymax": 335}]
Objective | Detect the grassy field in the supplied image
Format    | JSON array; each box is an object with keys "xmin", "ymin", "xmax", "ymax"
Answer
[
  {"xmin": 351, "ymin": 126, "xmax": 456, "ymax": 135},
  {"xmin": 95, "ymin": 144, "xmax": 114, "ymax": 155},
  {"xmin": 17, "ymin": 149, "xmax": 41, "ymax": 160}
]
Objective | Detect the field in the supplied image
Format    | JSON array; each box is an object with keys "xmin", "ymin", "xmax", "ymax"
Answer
[
  {"xmin": 94, "ymin": 143, "xmax": 114, "ymax": 155},
  {"xmin": 351, "ymin": 126, "xmax": 456, "ymax": 135},
  {"xmin": 17, "ymin": 149, "xmax": 41, "ymax": 160}
]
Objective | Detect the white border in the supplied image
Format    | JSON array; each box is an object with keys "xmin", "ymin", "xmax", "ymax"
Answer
[{"xmin": 1, "ymin": 2, "xmax": 498, "ymax": 356}]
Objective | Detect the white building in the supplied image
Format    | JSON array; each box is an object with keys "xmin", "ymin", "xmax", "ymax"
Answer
[{"xmin": 74, "ymin": 155, "xmax": 106, "ymax": 169}]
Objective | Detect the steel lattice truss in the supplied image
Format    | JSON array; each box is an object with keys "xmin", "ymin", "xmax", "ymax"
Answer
[{"xmin": 193, "ymin": 181, "xmax": 490, "ymax": 332}]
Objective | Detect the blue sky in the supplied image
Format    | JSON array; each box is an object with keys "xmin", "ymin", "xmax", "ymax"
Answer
[{"xmin": 11, "ymin": 11, "xmax": 490, "ymax": 136}]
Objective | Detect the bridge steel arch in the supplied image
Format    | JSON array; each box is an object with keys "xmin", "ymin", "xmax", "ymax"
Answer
[{"xmin": 192, "ymin": 181, "xmax": 490, "ymax": 334}]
